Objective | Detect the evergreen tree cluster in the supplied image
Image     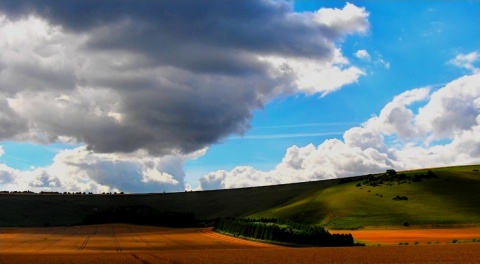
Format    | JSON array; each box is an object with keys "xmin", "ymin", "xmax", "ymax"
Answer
[
  {"xmin": 214, "ymin": 218, "xmax": 354, "ymax": 247},
  {"xmin": 338, "ymin": 169, "xmax": 438, "ymax": 186}
]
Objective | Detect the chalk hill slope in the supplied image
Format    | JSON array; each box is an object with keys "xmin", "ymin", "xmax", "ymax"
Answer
[{"xmin": 1, "ymin": 165, "xmax": 479, "ymax": 229}]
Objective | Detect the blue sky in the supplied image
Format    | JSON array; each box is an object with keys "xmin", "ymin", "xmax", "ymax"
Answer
[
  {"xmin": 0, "ymin": 1, "xmax": 479, "ymax": 193},
  {"xmin": 184, "ymin": 1, "xmax": 480, "ymax": 185}
]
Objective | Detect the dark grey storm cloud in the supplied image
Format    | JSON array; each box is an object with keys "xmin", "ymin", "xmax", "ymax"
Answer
[
  {"xmin": 0, "ymin": 0, "xmax": 339, "ymax": 76},
  {"xmin": 0, "ymin": 97, "xmax": 27, "ymax": 140},
  {"xmin": 0, "ymin": 0, "xmax": 368, "ymax": 155}
]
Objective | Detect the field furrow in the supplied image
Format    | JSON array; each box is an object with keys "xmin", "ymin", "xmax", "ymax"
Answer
[
  {"xmin": 76, "ymin": 226, "xmax": 98, "ymax": 252},
  {"xmin": 126, "ymin": 225, "xmax": 154, "ymax": 249},
  {"xmin": 111, "ymin": 225, "xmax": 122, "ymax": 252}
]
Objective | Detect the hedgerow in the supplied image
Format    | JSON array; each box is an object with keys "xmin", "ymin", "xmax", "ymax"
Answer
[{"xmin": 214, "ymin": 217, "xmax": 354, "ymax": 247}]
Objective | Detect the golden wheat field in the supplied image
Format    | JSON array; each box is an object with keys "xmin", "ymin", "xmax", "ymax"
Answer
[{"xmin": 1, "ymin": 224, "xmax": 479, "ymax": 263}]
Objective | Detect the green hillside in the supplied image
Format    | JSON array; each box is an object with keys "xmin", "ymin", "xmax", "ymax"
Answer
[
  {"xmin": 249, "ymin": 165, "xmax": 480, "ymax": 229},
  {"xmin": 1, "ymin": 165, "xmax": 479, "ymax": 229}
]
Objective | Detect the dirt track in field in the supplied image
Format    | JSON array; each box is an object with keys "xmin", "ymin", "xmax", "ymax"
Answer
[{"xmin": 1, "ymin": 224, "xmax": 479, "ymax": 263}]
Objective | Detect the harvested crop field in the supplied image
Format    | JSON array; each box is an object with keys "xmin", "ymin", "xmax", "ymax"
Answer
[
  {"xmin": 0, "ymin": 224, "xmax": 275, "ymax": 253},
  {"xmin": 1, "ymin": 224, "xmax": 479, "ymax": 263},
  {"xmin": 340, "ymin": 227, "xmax": 480, "ymax": 245}
]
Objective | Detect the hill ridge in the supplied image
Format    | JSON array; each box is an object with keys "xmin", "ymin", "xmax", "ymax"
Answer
[{"xmin": 1, "ymin": 164, "xmax": 479, "ymax": 228}]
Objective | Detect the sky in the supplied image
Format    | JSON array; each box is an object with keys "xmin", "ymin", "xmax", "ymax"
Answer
[{"xmin": 0, "ymin": 0, "xmax": 479, "ymax": 193}]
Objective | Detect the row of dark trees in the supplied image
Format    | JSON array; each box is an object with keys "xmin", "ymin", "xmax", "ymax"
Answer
[
  {"xmin": 214, "ymin": 218, "xmax": 354, "ymax": 247},
  {"xmin": 0, "ymin": 190, "xmax": 35, "ymax": 194},
  {"xmin": 0, "ymin": 190, "xmax": 123, "ymax": 195},
  {"xmin": 338, "ymin": 169, "xmax": 438, "ymax": 186}
]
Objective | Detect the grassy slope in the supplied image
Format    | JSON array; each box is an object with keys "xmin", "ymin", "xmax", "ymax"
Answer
[
  {"xmin": 1, "ymin": 165, "xmax": 479, "ymax": 228},
  {"xmin": 0, "ymin": 179, "xmax": 335, "ymax": 227},
  {"xmin": 249, "ymin": 165, "xmax": 480, "ymax": 229}
]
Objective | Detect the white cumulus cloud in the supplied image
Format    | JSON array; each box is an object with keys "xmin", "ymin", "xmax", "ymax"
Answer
[
  {"xmin": 355, "ymin": 49, "xmax": 370, "ymax": 60},
  {"xmin": 199, "ymin": 71, "xmax": 480, "ymax": 190},
  {"xmin": 0, "ymin": 147, "xmax": 194, "ymax": 193},
  {"xmin": 449, "ymin": 51, "xmax": 479, "ymax": 73},
  {"xmin": 415, "ymin": 74, "xmax": 480, "ymax": 141}
]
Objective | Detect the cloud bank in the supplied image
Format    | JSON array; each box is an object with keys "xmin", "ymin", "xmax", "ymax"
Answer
[
  {"xmin": 1, "ymin": 63, "xmax": 479, "ymax": 192},
  {"xmin": 0, "ymin": 146, "xmax": 210, "ymax": 193},
  {"xmin": 198, "ymin": 72, "xmax": 480, "ymax": 190},
  {"xmin": 0, "ymin": 1, "xmax": 368, "ymax": 192},
  {"xmin": 2, "ymin": 2, "xmax": 476, "ymax": 194},
  {"xmin": 0, "ymin": 1, "xmax": 367, "ymax": 155}
]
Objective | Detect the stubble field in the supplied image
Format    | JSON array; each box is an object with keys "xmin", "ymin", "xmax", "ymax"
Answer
[{"xmin": 1, "ymin": 224, "xmax": 479, "ymax": 263}]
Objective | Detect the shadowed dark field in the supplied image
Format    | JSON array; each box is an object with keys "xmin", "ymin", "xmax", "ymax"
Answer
[{"xmin": 0, "ymin": 178, "xmax": 338, "ymax": 227}]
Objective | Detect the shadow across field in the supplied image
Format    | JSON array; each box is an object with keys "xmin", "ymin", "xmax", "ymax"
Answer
[
  {"xmin": 0, "ymin": 179, "xmax": 336, "ymax": 227},
  {"xmin": 1, "ymin": 165, "xmax": 479, "ymax": 229}
]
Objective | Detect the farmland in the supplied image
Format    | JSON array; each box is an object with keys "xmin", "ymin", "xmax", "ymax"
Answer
[
  {"xmin": 1, "ymin": 165, "xmax": 480, "ymax": 262},
  {"xmin": 0, "ymin": 224, "xmax": 276, "ymax": 253},
  {"xmin": 1, "ymin": 224, "xmax": 479, "ymax": 263},
  {"xmin": 337, "ymin": 227, "xmax": 480, "ymax": 245}
]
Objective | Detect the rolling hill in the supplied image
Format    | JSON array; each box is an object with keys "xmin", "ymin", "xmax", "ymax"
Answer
[
  {"xmin": 249, "ymin": 165, "xmax": 480, "ymax": 229},
  {"xmin": 1, "ymin": 165, "xmax": 479, "ymax": 229}
]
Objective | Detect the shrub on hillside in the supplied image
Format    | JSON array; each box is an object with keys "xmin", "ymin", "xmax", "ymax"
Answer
[{"xmin": 393, "ymin": 195, "xmax": 408, "ymax": 201}]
